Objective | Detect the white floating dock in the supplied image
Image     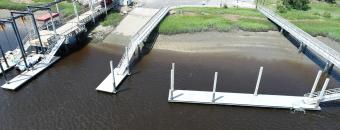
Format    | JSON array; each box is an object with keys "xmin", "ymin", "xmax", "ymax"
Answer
[
  {"xmin": 1, "ymin": 56, "xmax": 59, "ymax": 90},
  {"xmin": 167, "ymin": 63, "xmax": 335, "ymax": 111},
  {"xmin": 96, "ymin": 69, "xmax": 128, "ymax": 93},
  {"xmin": 168, "ymin": 90, "xmax": 321, "ymax": 110}
]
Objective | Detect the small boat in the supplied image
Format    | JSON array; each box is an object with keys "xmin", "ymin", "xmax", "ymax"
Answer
[{"xmin": 15, "ymin": 54, "xmax": 42, "ymax": 72}]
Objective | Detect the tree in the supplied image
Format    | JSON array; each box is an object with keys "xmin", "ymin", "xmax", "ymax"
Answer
[{"xmin": 281, "ymin": 0, "xmax": 310, "ymax": 11}]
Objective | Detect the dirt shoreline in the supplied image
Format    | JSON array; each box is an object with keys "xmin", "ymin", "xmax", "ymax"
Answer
[{"xmin": 150, "ymin": 31, "xmax": 314, "ymax": 63}]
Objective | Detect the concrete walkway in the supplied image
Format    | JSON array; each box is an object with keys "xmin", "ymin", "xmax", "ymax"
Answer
[{"xmin": 103, "ymin": 8, "xmax": 159, "ymax": 46}]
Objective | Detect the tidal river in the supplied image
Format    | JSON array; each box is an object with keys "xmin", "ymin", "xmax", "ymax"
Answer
[{"xmin": 0, "ymin": 31, "xmax": 339, "ymax": 129}]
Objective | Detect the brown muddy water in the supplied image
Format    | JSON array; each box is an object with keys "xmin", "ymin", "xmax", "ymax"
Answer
[{"xmin": 0, "ymin": 32, "xmax": 340, "ymax": 129}]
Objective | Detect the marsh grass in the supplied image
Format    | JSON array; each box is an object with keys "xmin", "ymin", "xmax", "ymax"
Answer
[
  {"xmin": 159, "ymin": 7, "xmax": 277, "ymax": 34},
  {"xmin": 100, "ymin": 12, "xmax": 123, "ymax": 27}
]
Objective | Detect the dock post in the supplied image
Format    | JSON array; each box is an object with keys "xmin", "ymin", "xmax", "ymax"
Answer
[
  {"xmin": 28, "ymin": 10, "xmax": 45, "ymax": 53},
  {"xmin": 89, "ymin": 0, "xmax": 95, "ymax": 23},
  {"xmin": 48, "ymin": 9, "xmax": 57, "ymax": 36},
  {"xmin": 170, "ymin": 63, "xmax": 175, "ymax": 100},
  {"xmin": 55, "ymin": 0, "xmax": 60, "ymax": 13},
  {"xmin": 125, "ymin": 46, "xmax": 130, "ymax": 75},
  {"xmin": 298, "ymin": 43, "xmax": 306, "ymax": 53},
  {"xmin": 72, "ymin": 0, "xmax": 80, "ymax": 23},
  {"xmin": 110, "ymin": 60, "xmax": 117, "ymax": 93},
  {"xmin": 103, "ymin": 0, "xmax": 108, "ymax": 15},
  {"xmin": 317, "ymin": 78, "xmax": 330, "ymax": 104},
  {"xmin": 0, "ymin": 45, "xmax": 9, "ymax": 68},
  {"xmin": 10, "ymin": 17, "xmax": 29, "ymax": 70},
  {"xmin": 323, "ymin": 61, "xmax": 334, "ymax": 74},
  {"xmin": 212, "ymin": 72, "xmax": 218, "ymax": 102},
  {"xmin": 0, "ymin": 59, "xmax": 8, "ymax": 84},
  {"xmin": 254, "ymin": 66, "xmax": 263, "ymax": 96},
  {"xmin": 309, "ymin": 70, "xmax": 322, "ymax": 98}
]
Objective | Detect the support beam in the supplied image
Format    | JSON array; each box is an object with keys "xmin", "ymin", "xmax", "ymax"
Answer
[
  {"xmin": 9, "ymin": 15, "xmax": 29, "ymax": 70},
  {"xmin": 323, "ymin": 61, "xmax": 334, "ymax": 74},
  {"xmin": 254, "ymin": 66, "xmax": 263, "ymax": 96},
  {"xmin": 212, "ymin": 72, "xmax": 218, "ymax": 102},
  {"xmin": 110, "ymin": 60, "xmax": 117, "ymax": 93},
  {"xmin": 309, "ymin": 70, "xmax": 322, "ymax": 98},
  {"xmin": 298, "ymin": 43, "xmax": 306, "ymax": 53},
  {"xmin": 0, "ymin": 45, "xmax": 9, "ymax": 68}
]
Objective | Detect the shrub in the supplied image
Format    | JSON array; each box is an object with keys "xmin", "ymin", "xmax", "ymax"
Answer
[
  {"xmin": 322, "ymin": 12, "xmax": 331, "ymax": 18},
  {"xmin": 281, "ymin": 0, "xmax": 310, "ymax": 11}
]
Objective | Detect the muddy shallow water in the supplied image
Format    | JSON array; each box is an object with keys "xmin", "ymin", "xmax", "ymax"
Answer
[{"xmin": 0, "ymin": 31, "xmax": 340, "ymax": 129}]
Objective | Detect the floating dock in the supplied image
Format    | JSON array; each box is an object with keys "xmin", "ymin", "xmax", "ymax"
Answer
[
  {"xmin": 1, "ymin": 56, "xmax": 59, "ymax": 90},
  {"xmin": 168, "ymin": 90, "xmax": 320, "ymax": 110},
  {"xmin": 167, "ymin": 63, "xmax": 337, "ymax": 111}
]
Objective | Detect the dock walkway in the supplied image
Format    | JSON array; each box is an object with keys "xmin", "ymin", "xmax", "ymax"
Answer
[{"xmin": 257, "ymin": 6, "xmax": 340, "ymax": 69}]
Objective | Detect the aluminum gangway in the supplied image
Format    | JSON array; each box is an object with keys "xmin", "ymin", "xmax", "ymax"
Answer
[
  {"xmin": 257, "ymin": 6, "xmax": 340, "ymax": 70},
  {"xmin": 96, "ymin": 7, "xmax": 170, "ymax": 93}
]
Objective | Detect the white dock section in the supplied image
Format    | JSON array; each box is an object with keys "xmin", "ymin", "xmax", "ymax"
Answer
[
  {"xmin": 1, "ymin": 57, "xmax": 59, "ymax": 90},
  {"xmin": 96, "ymin": 7, "xmax": 170, "ymax": 93},
  {"xmin": 168, "ymin": 90, "xmax": 320, "ymax": 110},
  {"xmin": 167, "ymin": 63, "xmax": 336, "ymax": 111},
  {"xmin": 257, "ymin": 6, "xmax": 340, "ymax": 69},
  {"xmin": 1, "ymin": 37, "xmax": 65, "ymax": 90}
]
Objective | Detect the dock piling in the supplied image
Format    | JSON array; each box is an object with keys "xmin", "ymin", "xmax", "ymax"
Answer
[
  {"xmin": 110, "ymin": 60, "xmax": 116, "ymax": 93},
  {"xmin": 317, "ymin": 78, "xmax": 330, "ymax": 103},
  {"xmin": 309, "ymin": 70, "xmax": 322, "ymax": 98},
  {"xmin": 0, "ymin": 60, "xmax": 8, "ymax": 84},
  {"xmin": 254, "ymin": 66, "xmax": 263, "ymax": 96},
  {"xmin": 212, "ymin": 72, "xmax": 218, "ymax": 102},
  {"xmin": 170, "ymin": 63, "xmax": 175, "ymax": 100}
]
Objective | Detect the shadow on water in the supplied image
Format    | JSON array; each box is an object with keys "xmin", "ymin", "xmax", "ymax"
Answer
[{"xmin": 283, "ymin": 31, "xmax": 340, "ymax": 83}]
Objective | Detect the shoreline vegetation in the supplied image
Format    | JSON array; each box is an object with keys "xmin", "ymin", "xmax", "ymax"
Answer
[
  {"xmin": 159, "ymin": 1, "xmax": 340, "ymax": 42},
  {"xmin": 159, "ymin": 7, "xmax": 277, "ymax": 34},
  {"xmin": 264, "ymin": 0, "xmax": 340, "ymax": 41},
  {"xmin": 0, "ymin": 0, "xmax": 84, "ymax": 18}
]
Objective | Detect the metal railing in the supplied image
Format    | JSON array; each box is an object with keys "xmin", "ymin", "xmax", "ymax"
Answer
[
  {"xmin": 258, "ymin": 6, "xmax": 340, "ymax": 68},
  {"xmin": 115, "ymin": 7, "xmax": 170, "ymax": 75}
]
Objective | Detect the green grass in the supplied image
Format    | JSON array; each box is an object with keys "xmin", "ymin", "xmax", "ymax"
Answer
[
  {"xmin": 0, "ymin": 0, "xmax": 82, "ymax": 17},
  {"xmin": 0, "ymin": 0, "xmax": 28, "ymax": 10},
  {"xmin": 100, "ymin": 12, "xmax": 123, "ymax": 27},
  {"xmin": 260, "ymin": 0, "xmax": 340, "ymax": 41},
  {"xmin": 159, "ymin": 7, "xmax": 277, "ymax": 34}
]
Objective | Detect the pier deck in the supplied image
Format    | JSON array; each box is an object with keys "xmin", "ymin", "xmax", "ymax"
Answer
[{"xmin": 168, "ymin": 90, "xmax": 321, "ymax": 110}]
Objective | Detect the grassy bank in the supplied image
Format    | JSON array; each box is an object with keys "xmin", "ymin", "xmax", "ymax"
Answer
[
  {"xmin": 159, "ymin": 7, "xmax": 277, "ymax": 35},
  {"xmin": 0, "ymin": 0, "xmax": 82, "ymax": 17},
  {"xmin": 100, "ymin": 11, "xmax": 123, "ymax": 27},
  {"xmin": 0, "ymin": 0, "xmax": 27, "ymax": 10},
  {"xmin": 262, "ymin": 0, "xmax": 340, "ymax": 41}
]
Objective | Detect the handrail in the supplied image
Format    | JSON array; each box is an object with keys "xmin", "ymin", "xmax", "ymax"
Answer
[{"xmin": 258, "ymin": 6, "xmax": 340, "ymax": 68}]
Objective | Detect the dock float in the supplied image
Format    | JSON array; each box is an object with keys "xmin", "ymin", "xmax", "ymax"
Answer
[{"xmin": 167, "ymin": 63, "xmax": 336, "ymax": 111}]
